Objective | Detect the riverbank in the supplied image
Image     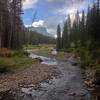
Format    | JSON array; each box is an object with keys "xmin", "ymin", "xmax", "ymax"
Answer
[
  {"xmin": 0, "ymin": 63, "xmax": 59, "ymax": 92},
  {"xmin": 0, "ymin": 48, "xmax": 60, "ymax": 93},
  {"xmin": 0, "ymin": 49, "xmax": 34, "ymax": 73},
  {"xmin": 25, "ymin": 45, "xmax": 72, "ymax": 61},
  {"xmin": 82, "ymin": 68, "xmax": 100, "ymax": 100}
]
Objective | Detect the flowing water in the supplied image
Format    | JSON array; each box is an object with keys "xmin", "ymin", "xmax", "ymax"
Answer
[
  {"xmin": 27, "ymin": 49, "xmax": 58, "ymax": 66},
  {"xmin": 14, "ymin": 50, "xmax": 93, "ymax": 100},
  {"xmin": 0, "ymin": 50, "xmax": 96, "ymax": 100}
]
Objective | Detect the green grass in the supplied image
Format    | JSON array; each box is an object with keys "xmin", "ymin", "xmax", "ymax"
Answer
[
  {"xmin": 68, "ymin": 46, "xmax": 100, "ymax": 76},
  {"xmin": 24, "ymin": 44, "xmax": 40, "ymax": 49},
  {"xmin": 24, "ymin": 44, "xmax": 55, "ymax": 49},
  {"xmin": 24, "ymin": 44, "xmax": 55, "ymax": 54},
  {"xmin": 0, "ymin": 49, "xmax": 34, "ymax": 73}
]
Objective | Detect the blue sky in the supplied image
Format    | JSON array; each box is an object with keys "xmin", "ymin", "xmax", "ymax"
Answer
[{"xmin": 22, "ymin": 0, "xmax": 93, "ymax": 35}]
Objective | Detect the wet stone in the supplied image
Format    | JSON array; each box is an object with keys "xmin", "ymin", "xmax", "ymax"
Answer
[
  {"xmin": 69, "ymin": 92, "xmax": 76, "ymax": 96},
  {"xmin": 28, "ymin": 84, "xmax": 35, "ymax": 87},
  {"xmin": 87, "ymin": 88, "xmax": 95, "ymax": 91}
]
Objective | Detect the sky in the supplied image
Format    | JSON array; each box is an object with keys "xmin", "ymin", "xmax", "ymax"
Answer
[{"xmin": 22, "ymin": 0, "xmax": 93, "ymax": 36}]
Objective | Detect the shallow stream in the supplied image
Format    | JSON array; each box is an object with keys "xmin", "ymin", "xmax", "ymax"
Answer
[
  {"xmin": 0, "ymin": 50, "xmax": 97, "ymax": 100},
  {"xmin": 16, "ymin": 50, "xmax": 93, "ymax": 100}
]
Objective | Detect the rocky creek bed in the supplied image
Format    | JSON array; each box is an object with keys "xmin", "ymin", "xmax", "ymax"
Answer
[{"xmin": 0, "ymin": 50, "xmax": 99, "ymax": 100}]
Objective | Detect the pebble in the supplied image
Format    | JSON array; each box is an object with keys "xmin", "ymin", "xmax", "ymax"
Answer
[
  {"xmin": 29, "ymin": 84, "xmax": 35, "ymax": 87},
  {"xmin": 79, "ymin": 92, "xmax": 86, "ymax": 96}
]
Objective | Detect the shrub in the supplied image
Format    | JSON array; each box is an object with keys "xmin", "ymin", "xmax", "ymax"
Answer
[
  {"xmin": 77, "ymin": 47, "xmax": 96, "ymax": 67},
  {"xmin": 0, "ymin": 60, "xmax": 9, "ymax": 73},
  {"xmin": 0, "ymin": 48, "xmax": 14, "ymax": 57},
  {"xmin": 92, "ymin": 64, "xmax": 100, "ymax": 79},
  {"xmin": 0, "ymin": 65, "xmax": 9, "ymax": 73},
  {"xmin": 13, "ymin": 50, "xmax": 28, "ymax": 57}
]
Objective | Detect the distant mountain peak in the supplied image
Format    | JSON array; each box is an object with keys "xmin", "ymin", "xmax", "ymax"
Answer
[{"xmin": 29, "ymin": 26, "xmax": 53, "ymax": 37}]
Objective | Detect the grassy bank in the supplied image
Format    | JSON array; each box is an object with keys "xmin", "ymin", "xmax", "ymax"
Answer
[
  {"xmin": 24, "ymin": 44, "xmax": 71, "ymax": 61},
  {"xmin": 24, "ymin": 44, "xmax": 55, "ymax": 54},
  {"xmin": 0, "ymin": 48, "xmax": 33, "ymax": 73}
]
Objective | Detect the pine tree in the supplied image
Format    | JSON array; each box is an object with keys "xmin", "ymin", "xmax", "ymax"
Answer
[
  {"xmin": 11, "ymin": 0, "xmax": 23, "ymax": 49},
  {"xmin": 70, "ymin": 11, "xmax": 80, "ymax": 46},
  {"xmin": 75, "ymin": 11, "xmax": 80, "ymax": 42},
  {"xmin": 0, "ymin": 0, "xmax": 10, "ymax": 48},
  {"xmin": 87, "ymin": 0, "xmax": 100, "ymax": 45},
  {"xmin": 62, "ymin": 19, "xmax": 69, "ymax": 49},
  {"xmin": 86, "ymin": 5, "xmax": 92, "ymax": 42},
  {"xmin": 67, "ymin": 14, "xmax": 71, "ymax": 43},
  {"xmin": 67, "ymin": 14, "xmax": 71, "ymax": 34},
  {"xmin": 56, "ymin": 24, "xmax": 62, "ymax": 51},
  {"xmin": 0, "ymin": 0, "xmax": 25, "ymax": 49},
  {"xmin": 79, "ymin": 10, "xmax": 86, "ymax": 46},
  {"xmin": 71, "ymin": 20, "xmax": 77, "ymax": 44}
]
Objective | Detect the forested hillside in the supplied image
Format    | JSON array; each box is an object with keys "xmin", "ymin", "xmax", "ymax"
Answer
[{"xmin": 56, "ymin": 0, "xmax": 100, "ymax": 72}]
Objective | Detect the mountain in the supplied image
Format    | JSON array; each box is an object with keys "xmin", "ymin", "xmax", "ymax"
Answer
[{"xmin": 29, "ymin": 26, "xmax": 53, "ymax": 37}]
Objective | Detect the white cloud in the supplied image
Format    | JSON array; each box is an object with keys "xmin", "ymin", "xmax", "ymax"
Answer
[
  {"xmin": 48, "ymin": 0, "xmax": 65, "ymax": 3},
  {"xmin": 44, "ymin": 17, "xmax": 64, "ymax": 36},
  {"xmin": 56, "ymin": 4, "xmax": 78, "ymax": 15},
  {"xmin": 53, "ymin": 0, "xmax": 89, "ymax": 15},
  {"xmin": 22, "ymin": 0, "xmax": 38, "ymax": 9},
  {"xmin": 32, "ymin": 20, "xmax": 44, "ymax": 27},
  {"xmin": 25, "ymin": 24, "xmax": 32, "ymax": 27}
]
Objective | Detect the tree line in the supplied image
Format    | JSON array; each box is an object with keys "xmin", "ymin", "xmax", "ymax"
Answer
[
  {"xmin": 56, "ymin": 0, "xmax": 100, "ymax": 67},
  {"xmin": 0, "ymin": 0, "xmax": 55, "ymax": 49},
  {"xmin": 0, "ymin": 0, "xmax": 23, "ymax": 49}
]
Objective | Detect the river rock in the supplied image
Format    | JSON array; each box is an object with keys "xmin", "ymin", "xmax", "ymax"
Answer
[
  {"xmin": 34, "ymin": 57, "xmax": 43, "ymax": 62},
  {"xmin": 69, "ymin": 92, "xmax": 76, "ymax": 96},
  {"xmin": 51, "ymin": 50, "xmax": 57, "ymax": 55},
  {"xmin": 68, "ymin": 55, "xmax": 78, "ymax": 66},
  {"xmin": 87, "ymin": 88, "xmax": 95, "ymax": 91}
]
